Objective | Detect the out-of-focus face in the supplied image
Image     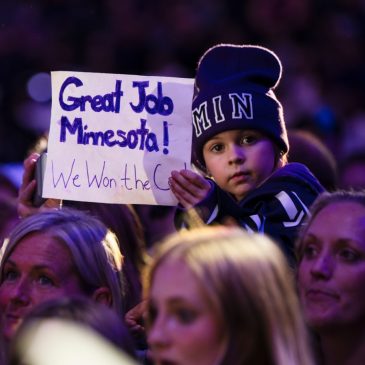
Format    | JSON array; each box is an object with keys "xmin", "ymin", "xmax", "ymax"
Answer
[
  {"xmin": 203, "ymin": 129, "xmax": 277, "ymax": 202},
  {"xmin": 148, "ymin": 259, "xmax": 226, "ymax": 365},
  {"xmin": 0, "ymin": 232, "xmax": 86, "ymax": 341},
  {"xmin": 297, "ymin": 202, "xmax": 365, "ymax": 332}
]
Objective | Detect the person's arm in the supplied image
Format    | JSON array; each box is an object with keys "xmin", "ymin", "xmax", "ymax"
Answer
[{"xmin": 17, "ymin": 153, "xmax": 61, "ymax": 218}]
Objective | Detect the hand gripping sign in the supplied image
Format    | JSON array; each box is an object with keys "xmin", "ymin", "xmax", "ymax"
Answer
[{"xmin": 42, "ymin": 71, "xmax": 194, "ymax": 205}]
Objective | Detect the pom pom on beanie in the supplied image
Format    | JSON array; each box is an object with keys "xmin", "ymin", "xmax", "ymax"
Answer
[{"xmin": 191, "ymin": 44, "xmax": 289, "ymax": 169}]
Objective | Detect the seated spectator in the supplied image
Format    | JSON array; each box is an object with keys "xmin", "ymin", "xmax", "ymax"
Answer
[
  {"xmin": 0, "ymin": 208, "xmax": 126, "ymax": 361},
  {"xmin": 145, "ymin": 225, "xmax": 314, "ymax": 365},
  {"xmin": 338, "ymin": 151, "xmax": 365, "ymax": 190},
  {"xmin": 296, "ymin": 191, "xmax": 365, "ymax": 365},
  {"xmin": 8, "ymin": 297, "xmax": 137, "ymax": 364}
]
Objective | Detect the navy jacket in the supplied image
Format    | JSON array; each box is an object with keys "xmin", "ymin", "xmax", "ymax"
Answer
[{"xmin": 175, "ymin": 163, "xmax": 325, "ymax": 265}]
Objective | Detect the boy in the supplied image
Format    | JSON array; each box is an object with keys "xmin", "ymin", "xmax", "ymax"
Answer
[{"xmin": 169, "ymin": 44, "xmax": 324, "ymax": 264}]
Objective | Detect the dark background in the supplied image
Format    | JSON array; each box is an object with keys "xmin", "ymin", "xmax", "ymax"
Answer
[{"xmin": 1, "ymin": 0, "xmax": 364, "ymax": 165}]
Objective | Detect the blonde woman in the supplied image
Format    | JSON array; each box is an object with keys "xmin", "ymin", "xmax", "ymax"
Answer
[
  {"xmin": 145, "ymin": 226, "xmax": 314, "ymax": 365},
  {"xmin": 296, "ymin": 190, "xmax": 365, "ymax": 365}
]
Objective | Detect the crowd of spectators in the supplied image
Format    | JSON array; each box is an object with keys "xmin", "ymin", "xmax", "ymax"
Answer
[
  {"xmin": 0, "ymin": 0, "xmax": 365, "ymax": 165},
  {"xmin": 1, "ymin": 3, "xmax": 365, "ymax": 364}
]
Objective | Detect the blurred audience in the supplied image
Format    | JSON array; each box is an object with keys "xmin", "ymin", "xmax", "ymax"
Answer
[
  {"xmin": 0, "ymin": 208, "xmax": 126, "ymax": 362},
  {"xmin": 0, "ymin": 1, "xmax": 364, "ymax": 166},
  {"xmin": 2, "ymin": 3, "xmax": 364, "ymax": 364},
  {"xmin": 145, "ymin": 225, "xmax": 314, "ymax": 365},
  {"xmin": 18, "ymin": 151, "xmax": 149, "ymax": 312},
  {"xmin": 8, "ymin": 297, "xmax": 137, "ymax": 364},
  {"xmin": 9, "ymin": 320, "xmax": 139, "ymax": 365}
]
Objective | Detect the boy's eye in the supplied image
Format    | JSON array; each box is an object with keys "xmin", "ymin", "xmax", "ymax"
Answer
[{"xmin": 210, "ymin": 144, "xmax": 224, "ymax": 153}]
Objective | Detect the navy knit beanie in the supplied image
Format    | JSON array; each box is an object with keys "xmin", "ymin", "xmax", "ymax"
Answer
[{"xmin": 191, "ymin": 44, "xmax": 289, "ymax": 170}]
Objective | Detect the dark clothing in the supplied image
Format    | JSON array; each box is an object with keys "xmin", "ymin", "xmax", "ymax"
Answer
[{"xmin": 176, "ymin": 163, "xmax": 325, "ymax": 266}]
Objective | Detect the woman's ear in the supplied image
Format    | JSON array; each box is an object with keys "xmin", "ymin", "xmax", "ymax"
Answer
[{"xmin": 92, "ymin": 286, "xmax": 112, "ymax": 307}]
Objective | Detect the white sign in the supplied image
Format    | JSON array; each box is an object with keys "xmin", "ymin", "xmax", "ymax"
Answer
[{"xmin": 43, "ymin": 71, "xmax": 194, "ymax": 205}]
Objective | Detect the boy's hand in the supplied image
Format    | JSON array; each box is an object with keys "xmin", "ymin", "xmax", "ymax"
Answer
[
  {"xmin": 17, "ymin": 153, "xmax": 61, "ymax": 218},
  {"xmin": 169, "ymin": 169, "xmax": 211, "ymax": 209}
]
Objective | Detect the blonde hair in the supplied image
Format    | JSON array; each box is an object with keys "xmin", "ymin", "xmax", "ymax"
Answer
[
  {"xmin": 145, "ymin": 226, "xmax": 314, "ymax": 365},
  {"xmin": 0, "ymin": 208, "xmax": 125, "ymax": 315}
]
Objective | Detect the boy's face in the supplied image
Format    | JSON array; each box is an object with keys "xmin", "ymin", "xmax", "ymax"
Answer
[{"xmin": 203, "ymin": 129, "xmax": 277, "ymax": 202}]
